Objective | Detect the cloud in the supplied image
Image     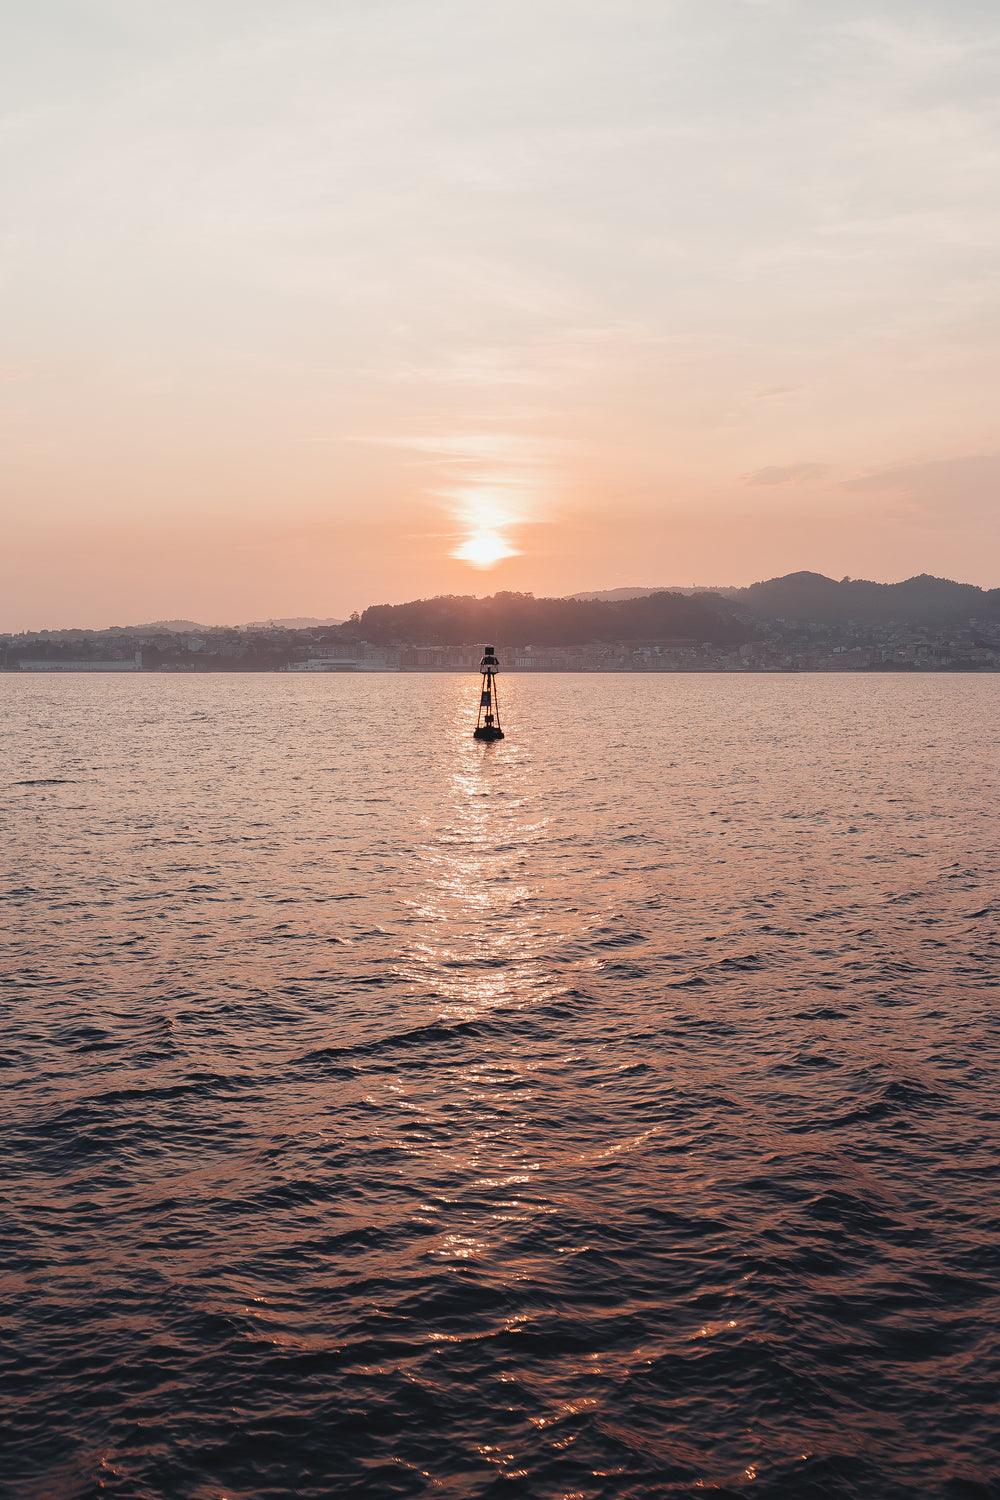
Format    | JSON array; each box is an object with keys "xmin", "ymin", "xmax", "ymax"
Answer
[
  {"xmin": 751, "ymin": 385, "xmax": 800, "ymax": 401},
  {"xmin": 841, "ymin": 455, "xmax": 1000, "ymax": 516},
  {"xmin": 744, "ymin": 462, "xmax": 829, "ymax": 486}
]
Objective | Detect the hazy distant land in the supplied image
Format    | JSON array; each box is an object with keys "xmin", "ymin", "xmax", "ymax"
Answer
[
  {"xmin": 566, "ymin": 585, "xmax": 742, "ymax": 601},
  {"xmin": 6, "ymin": 572, "xmax": 1000, "ymax": 673},
  {"xmin": 137, "ymin": 617, "xmax": 345, "ymax": 633}
]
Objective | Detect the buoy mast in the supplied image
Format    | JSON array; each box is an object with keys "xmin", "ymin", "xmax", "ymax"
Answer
[{"xmin": 473, "ymin": 644, "xmax": 504, "ymax": 741}]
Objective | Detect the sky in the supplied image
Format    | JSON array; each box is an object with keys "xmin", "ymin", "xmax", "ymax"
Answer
[{"xmin": 3, "ymin": 0, "xmax": 1000, "ymax": 628}]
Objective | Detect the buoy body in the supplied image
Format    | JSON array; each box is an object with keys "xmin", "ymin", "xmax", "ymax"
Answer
[{"xmin": 473, "ymin": 645, "xmax": 505, "ymax": 740}]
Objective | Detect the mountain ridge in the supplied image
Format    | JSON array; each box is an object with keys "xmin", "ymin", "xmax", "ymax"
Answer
[
  {"xmin": 349, "ymin": 572, "xmax": 1000, "ymax": 645},
  {"xmin": 100, "ymin": 572, "xmax": 1000, "ymax": 641},
  {"xmin": 735, "ymin": 571, "xmax": 997, "ymax": 624}
]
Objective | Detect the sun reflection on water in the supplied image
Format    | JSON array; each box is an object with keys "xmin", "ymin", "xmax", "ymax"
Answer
[{"xmin": 394, "ymin": 685, "xmax": 574, "ymax": 1025}]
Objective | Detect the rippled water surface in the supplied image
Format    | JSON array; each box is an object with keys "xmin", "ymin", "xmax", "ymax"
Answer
[{"xmin": 3, "ymin": 673, "xmax": 1000, "ymax": 1499}]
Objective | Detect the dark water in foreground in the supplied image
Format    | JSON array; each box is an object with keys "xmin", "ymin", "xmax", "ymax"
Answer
[{"xmin": 3, "ymin": 673, "xmax": 999, "ymax": 1500}]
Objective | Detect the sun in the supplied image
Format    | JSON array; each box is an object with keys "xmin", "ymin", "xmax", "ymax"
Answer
[{"xmin": 452, "ymin": 529, "xmax": 518, "ymax": 568}]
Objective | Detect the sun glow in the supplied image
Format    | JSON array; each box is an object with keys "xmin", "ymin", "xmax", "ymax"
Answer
[{"xmin": 452, "ymin": 529, "xmax": 519, "ymax": 568}]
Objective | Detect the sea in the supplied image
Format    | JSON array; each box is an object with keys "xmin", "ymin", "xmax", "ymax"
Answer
[{"xmin": 3, "ymin": 672, "xmax": 999, "ymax": 1500}]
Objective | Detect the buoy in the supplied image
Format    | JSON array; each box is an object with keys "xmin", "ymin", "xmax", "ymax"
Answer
[{"xmin": 473, "ymin": 644, "xmax": 505, "ymax": 740}]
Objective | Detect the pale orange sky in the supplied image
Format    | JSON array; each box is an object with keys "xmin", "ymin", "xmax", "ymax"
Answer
[{"xmin": 3, "ymin": 0, "xmax": 1000, "ymax": 629}]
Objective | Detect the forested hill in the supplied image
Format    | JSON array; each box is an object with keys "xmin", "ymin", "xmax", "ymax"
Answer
[
  {"xmin": 734, "ymin": 572, "xmax": 1000, "ymax": 624},
  {"xmin": 355, "ymin": 590, "xmax": 746, "ymax": 646},
  {"xmin": 350, "ymin": 573, "xmax": 1000, "ymax": 646}
]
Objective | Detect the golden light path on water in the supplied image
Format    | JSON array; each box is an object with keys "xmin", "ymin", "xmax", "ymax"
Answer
[
  {"xmin": 380, "ymin": 678, "xmax": 597, "ymax": 1307},
  {"xmin": 396, "ymin": 678, "xmax": 572, "ymax": 1024}
]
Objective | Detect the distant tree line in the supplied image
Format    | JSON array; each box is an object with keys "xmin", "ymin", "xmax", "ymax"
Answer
[{"xmin": 350, "ymin": 591, "xmax": 747, "ymax": 647}]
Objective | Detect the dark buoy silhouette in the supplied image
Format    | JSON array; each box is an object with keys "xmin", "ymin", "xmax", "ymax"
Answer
[{"xmin": 473, "ymin": 645, "xmax": 504, "ymax": 740}]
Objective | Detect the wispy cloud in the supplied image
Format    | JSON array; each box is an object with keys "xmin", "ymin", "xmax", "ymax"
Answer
[
  {"xmin": 751, "ymin": 385, "xmax": 800, "ymax": 402},
  {"xmin": 841, "ymin": 454, "xmax": 1000, "ymax": 514},
  {"xmin": 745, "ymin": 462, "xmax": 829, "ymax": 486}
]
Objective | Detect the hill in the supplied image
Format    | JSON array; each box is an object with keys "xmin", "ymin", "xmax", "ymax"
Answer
[
  {"xmin": 242, "ymin": 616, "xmax": 344, "ymax": 629},
  {"xmin": 735, "ymin": 572, "xmax": 1000, "ymax": 625},
  {"xmin": 355, "ymin": 590, "xmax": 746, "ymax": 647},
  {"xmin": 135, "ymin": 619, "xmax": 216, "ymax": 633},
  {"xmin": 566, "ymin": 585, "xmax": 740, "ymax": 602}
]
